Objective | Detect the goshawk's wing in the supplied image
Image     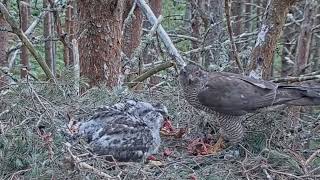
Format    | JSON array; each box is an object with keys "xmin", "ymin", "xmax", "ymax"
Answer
[{"xmin": 197, "ymin": 72, "xmax": 279, "ymax": 115}]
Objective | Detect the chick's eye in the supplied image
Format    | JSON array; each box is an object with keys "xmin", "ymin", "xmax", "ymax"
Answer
[{"xmin": 195, "ymin": 71, "xmax": 200, "ymax": 76}]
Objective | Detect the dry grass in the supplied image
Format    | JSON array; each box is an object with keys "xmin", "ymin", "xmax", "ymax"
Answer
[{"xmin": 0, "ymin": 76, "xmax": 320, "ymax": 179}]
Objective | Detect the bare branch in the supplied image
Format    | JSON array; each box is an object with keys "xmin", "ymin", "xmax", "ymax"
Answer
[
  {"xmin": 64, "ymin": 143, "xmax": 118, "ymax": 179},
  {"xmin": 127, "ymin": 61, "xmax": 175, "ymax": 88},
  {"xmin": 137, "ymin": 0, "xmax": 186, "ymax": 68},
  {"xmin": 272, "ymin": 75, "xmax": 320, "ymax": 83},
  {"xmin": 224, "ymin": 0, "xmax": 244, "ymax": 73},
  {"xmin": 0, "ymin": 2, "xmax": 56, "ymax": 81}
]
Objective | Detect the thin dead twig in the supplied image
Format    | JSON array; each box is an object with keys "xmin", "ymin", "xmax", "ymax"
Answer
[
  {"xmin": 304, "ymin": 149, "xmax": 320, "ymax": 167},
  {"xmin": 263, "ymin": 169, "xmax": 273, "ymax": 180},
  {"xmin": 122, "ymin": 0, "xmax": 137, "ymax": 35},
  {"xmin": 64, "ymin": 143, "xmax": 119, "ymax": 179},
  {"xmin": 137, "ymin": 0, "xmax": 185, "ymax": 67},
  {"xmin": 127, "ymin": 61, "xmax": 175, "ymax": 88},
  {"xmin": 224, "ymin": 0, "xmax": 244, "ymax": 73},
  {"xmin": 0, "ymin": 3, "xmax": 55, "ymax": 81},
  {"xmin": 267, "ymin": 168, "xmax": 303, "ymax": 179},
  {"xmin": 9, "ymin": 168, "xmax": 32, "ymax": 180},
  {"xmin": 272, "ymin": 75, "xmax": 320, "ymax": 83}
]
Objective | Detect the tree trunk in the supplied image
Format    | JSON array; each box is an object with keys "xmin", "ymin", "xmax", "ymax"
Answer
[
  {"xmin": 288, "ymin": 1, "xmax": 315, "ymax": 148},
  {"xmin": 20, "ymin": 0, "xmax": 29, "ymax": 78},
  {"xmin": 231, "ymin": 1, "xmax": 242, "ymax": 37},
  {"xmin": 122, "ymin": 0, "xmax": 143, "ymax": 58},
  {"xmin": 294, "ymin": 0, "xmax": 315, "ymax": 75},
  {"xmin": 64, "ymin": 1, "xmax": 72, "ymax": 66},
  {"xmin": 190, "ymin": 1, "xmax": 201, "ymax": 63},
  {"xmin": 68, "ymin": 0, "xmax": 77, "ymax": 66},
  {"xmin": 0, "ymin": 1, "xmax": 10, "ymax": 88},
  {"xmin": 313, "ymin": 5, "xmax": 320, "ymax": 71},
  {"xmin": 248, "ymin": 0, "xmax": 297, "ymax": 80},
  {"xmin": 43, "ymin": 0, "xmax": 53, "ymax": 73},
  {"xmin": 244, "ymin": 0, "xmax": 252, "ymax": 32},
  {"xmin": 78, "ymin": 0, "xmax": 125, "ymax": 88}
]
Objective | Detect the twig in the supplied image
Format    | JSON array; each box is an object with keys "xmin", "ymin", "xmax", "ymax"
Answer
[
  {"xmin": 224, "ymin": 0, "xmax": 244, "ymax": 73},
  {"xmin": 72, "ymin": 39, "xmax": 80, "ymax": 95},
  {"xmin": 132, "ymin": 15, "xmax": 163, "ymax": 60},
  {"xmin": 183, "ymin": 44, "xmax": 215, "ymax": 55},
  {"xmin": 168, "ymin": 34, "xmax": 202, "ymax": 43},
  {"xmin": 8, "ymin": 10, "xmax": 46, "ymax": 70},
  {"xmin": 263, "ymin": 169, "xmax": 273, "ymax": 180},
  {"xmin": 122, "ymin": 0, "xmax": 137, "ymax": 36},
  {"xmin": 64, "ymin": 143, "xmax": 117, "ymax": 179},
  {"xmin": 0, "ymin": 67, "xmax": 18, "ymax": 83},
  {"xmin": 9, "ymin": 168, "xmax": 32, "ymax": 180},
  {"xmin": 0, "ymin": 3, "xmax": 55, "ymax": 81},
  {"xmin": 303, "ymin": 70, "xmax": 320, "ymax": 76},
  {"xmin": 137, "ymin": 0, "xmax": 185, "ymax": 67},
  {"xmin": 129, "ymin": 15, "xmax": 163, "ymax": 78},
  {"xmin": 272, "ymin": 75, "xmax": 320, "ymax": 83},
  {"xmin": 304, "ymin": 149, "xmax": 320, "ymax": 167},
  {"xmin": 127, "ymin": 61, "xmax": 175, "ymax": 88},
  {"xmin": 267, "ymin": 168, "xmax": 303, "ymax": 179}
]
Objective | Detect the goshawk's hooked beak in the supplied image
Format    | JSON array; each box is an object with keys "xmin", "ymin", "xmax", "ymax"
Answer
[
  {"xmin": 187, "ymin": 74, "xmax": 194, "ymax": 85},
  {"xmin": 179, "ymin": 65, "xmax": 187, "ymax": 75}
]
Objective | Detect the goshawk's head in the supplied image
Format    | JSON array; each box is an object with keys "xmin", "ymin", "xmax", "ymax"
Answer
[{"xmin": 179, "ymin": 63, "xmax": 206, "ymax": 88}]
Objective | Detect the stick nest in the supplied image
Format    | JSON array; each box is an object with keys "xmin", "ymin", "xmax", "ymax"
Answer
[{"xmin": 0, "ymin": 76, "xmax": 319, "ymax": 179}]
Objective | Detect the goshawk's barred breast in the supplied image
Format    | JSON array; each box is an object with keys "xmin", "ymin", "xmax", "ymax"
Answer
[{"xmin": 179, "ymin": 63, "xmax": 320, "ymax": 146}]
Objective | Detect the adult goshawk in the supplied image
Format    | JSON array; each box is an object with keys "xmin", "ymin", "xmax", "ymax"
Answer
[{"xmin": 179, "ymin": 63, "xmax": 320, "ymax": 150}]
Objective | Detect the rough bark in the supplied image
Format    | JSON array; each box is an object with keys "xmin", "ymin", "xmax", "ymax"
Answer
[
  {"xmin": 0, "ymin": 1, "xmax": 9, "ymax": 88},
  {"xmin": 149, "ymin": 0, "xmax": 161, "ymax": 17},
  {"xmin": 244, "ymin": 0, "xmax": 252, "ymax": 32},
  {"xmin": 294, "ymin": 0, "xmax": 315, "ymax": 75},
  {"xmin": 122, "ymin": 0, "xmax": 143, "ymax": 58},
  {"xmin": 231, "ymin": 1, "xmax": 242, "ymax": 37},
  {"xmin": 313, "ymin": 5, "xmax": 320, "ymax": 71},
  {"xmin": 225, "ymin": 0, "xmax": 244, "ymax": 73},
  {"xmin": 68, "ymin": 0, "xmax": 77, "ymax": 66},
  {"xmin": 20, "ymin": 0, "xmax": 29, "ymax": 78},
  {"xmin": 43, "ymin": 0, "xmax": 53, "ymax": 73},
  {"xmin": 190, "ymin": 1, "xmax": 201, "ymax": 63},
  {"xmin": 248, "ymin": 0, "xmax": 297, "ymax": 80},
  {"xmin": 78, "ymin": 0, "xmax": 125, "ymax": 88},
  {"xmin": 64, "ymin": 1, "xmax": 72, "ymax": 66}
]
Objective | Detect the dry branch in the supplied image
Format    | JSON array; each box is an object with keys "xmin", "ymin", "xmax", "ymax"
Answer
[
  {"xmin": 65, "ymin": 143, "xmax": 118, "ymax": 179},
  {"xmin": 224, "ymin": 0, "xmax": 244, "ymax": 73},
  {"xmin": 72, "ymin": 39, "xmax": 80, "ymax": 95},
  {"xmin": 127, "ymin": 61, "xmax": 175, "ymax": 88},
  {"xmin": 8, "ymin": 11, "xmax": 47, "ymax": 70},
  {"xmin": 0, "ymin": 2, "xmax": 55, "ymax": 81},
  {"xmin": 272, "ymin": 75, "xmax": 320, "ymax": 83},
  {"xmin": 137, "ymin": 0, "xmax": 185, "ymax": 68}
]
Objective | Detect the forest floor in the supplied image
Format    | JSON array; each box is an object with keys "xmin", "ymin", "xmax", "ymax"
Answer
[{"xmin": 0, "ymin": 77, "xmax": 320, "ymax": 179}]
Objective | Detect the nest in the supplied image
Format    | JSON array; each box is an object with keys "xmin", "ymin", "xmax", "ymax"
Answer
[{"xmin": 0, "ymin": 76, "xmax": 320, "ymax": 179}]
